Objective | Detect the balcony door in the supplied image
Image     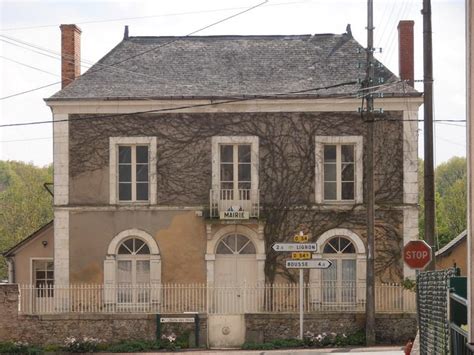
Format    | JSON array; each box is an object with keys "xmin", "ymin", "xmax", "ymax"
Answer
[{"xmin": 220, "ymin": 144, "xmax": 251, "ymax": 205}]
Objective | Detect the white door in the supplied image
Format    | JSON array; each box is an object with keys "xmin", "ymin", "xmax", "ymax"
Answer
[{"xmin": 214, "ymin": 234, "xmax": 257, "ymax": 313}]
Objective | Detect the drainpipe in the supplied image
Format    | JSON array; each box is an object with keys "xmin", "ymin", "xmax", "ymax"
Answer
[{"xmin": 6, "ymin": 257, "xmax": 15, "ymax": 283}]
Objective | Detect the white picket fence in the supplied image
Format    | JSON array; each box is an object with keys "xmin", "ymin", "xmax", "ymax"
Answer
[{"xmin": 18, "ymin": 283, "xmax": 416, "ymax": 315}]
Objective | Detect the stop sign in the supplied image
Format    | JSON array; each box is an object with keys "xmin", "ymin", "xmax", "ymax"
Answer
[{"xmin": 403, "ymin": 240, "xmax": 432, "ymax": 269}]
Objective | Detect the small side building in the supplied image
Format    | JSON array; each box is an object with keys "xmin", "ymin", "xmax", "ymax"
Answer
[
  {"xmin": 435, "ymin": 230, "xmax": 467, "ymax": 276},
  {"xmin": 3, "ymin": 221, "xmax": 54, "ymax": 285}
]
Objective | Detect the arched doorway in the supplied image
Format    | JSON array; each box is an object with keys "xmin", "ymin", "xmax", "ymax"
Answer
[{"xmin": 214, "ymin": 234, "xmax": 257, "ymax": 286}]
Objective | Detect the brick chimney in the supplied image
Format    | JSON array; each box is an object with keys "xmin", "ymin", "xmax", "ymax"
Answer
[
  {"xmin": 60, "ymin": 24, "xmax": 81, "ymax": 89},
  {"xmin": 398, "ymin": 20, "xmax": 414, "ymax": 87}
]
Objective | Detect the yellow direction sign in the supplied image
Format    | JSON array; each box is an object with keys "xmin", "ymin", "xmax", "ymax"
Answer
[
  {"xmin": 294, "ymin": 234, "xmax": 309, "ymax": 243},
  {"xmin": 291, "ymin": 252, "xmax": 311, "ymax": 260}
]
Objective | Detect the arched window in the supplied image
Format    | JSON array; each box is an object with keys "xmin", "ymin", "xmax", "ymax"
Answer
[
  {"xmin": 322, "ymin": 236, "xmax": 357, "ymax": 304},
  {"xmin": 116, "ymin": 237, "xmax": 151, "ymax": 304},
  {"xmin": 216, "ymin": 234, "xmax": 256, "ymax": 254}
]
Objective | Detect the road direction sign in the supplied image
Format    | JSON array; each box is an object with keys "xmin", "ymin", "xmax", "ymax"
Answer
[
  {"xmin": 272, "ymin": 243, "xmax": 317, "ymax": 252},
  {"xmin": 286, "ymin": 259, "xmax": 332, "ymax": 269},
  {"xmin": 291, "ymin": 252, "xmax": 311, "ymax": 260},
  {"xmin": 403, "ymin": 240, "xmax": 432, "ymax": 270},
  {"xmin": 294, "ymin": 234, "xmax": 309, "ymax": 243}
]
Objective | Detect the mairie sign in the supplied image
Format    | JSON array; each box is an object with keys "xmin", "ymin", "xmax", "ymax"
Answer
[
  {"xmin": 272, "ymin": 243, "xmax": 317, "ymax": 252},
  {"xmin": 286, "ymin": 259, "xmax": 332, "ymax": 269},
  {"xmin": 220, "ymin": 211, "xmax": 250, "ymax": 219}
]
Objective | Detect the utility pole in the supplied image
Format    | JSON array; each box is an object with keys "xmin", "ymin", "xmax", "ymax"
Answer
[
  {"xmin": 365, "ymin": 0, "xmax": 376, "ymax": 346},
  {"xmin": 422, "ymin": 0, "xmax": 435, "ymax": 270}
]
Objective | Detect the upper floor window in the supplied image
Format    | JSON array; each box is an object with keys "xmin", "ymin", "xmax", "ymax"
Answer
[
  {"xmin": 323, "ymin": 144, "xmax": 355, "ymax": 201},
  {"xmin": 211, "ymin": 136, "xmax": 259, "ymax": 218},
  {"xmin": 220, "ymin": 144, "xmax": 251, "ymax": 195},
  {"xmin": 315, "ymin": 136, "xmax": 363, "ymax": 204},
  {"xmin": 109, "ymin": 137, "xmax": 157, "ymax": 204}
]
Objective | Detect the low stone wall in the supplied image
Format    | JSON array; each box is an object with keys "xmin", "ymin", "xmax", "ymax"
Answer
[
  {"xmin": 0, "ymin": 284, "xmax": 207, "ymax": 346},
  {"xmin": 245, "ymin": 312, "xmax": 417, "ymax": 345}
]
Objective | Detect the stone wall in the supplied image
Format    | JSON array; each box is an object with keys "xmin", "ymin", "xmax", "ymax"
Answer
[
  {"xmin": 245, "ymin": 312, "xmax": 417, "ymax": 345},
  {"xmin": 0, "ymin": 285, "xmax": 207, "ymax": 346}
]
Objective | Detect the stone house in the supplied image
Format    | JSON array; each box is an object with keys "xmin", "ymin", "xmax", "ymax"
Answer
[{"xmin": 3, "ymin": 21, "xmax": 421, "ymax": 346}]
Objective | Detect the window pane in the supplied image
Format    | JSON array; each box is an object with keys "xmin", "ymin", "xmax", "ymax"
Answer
[
  {"xmin": 324, "ymin": 182, "xmax": 337, "ymax": 200},
  {"xmin": 220, "ymin": 145, "xmax": 233, "ymax": 163},
  {"xmin": 136, "ymin": 261, "xmax": 150, "ymax": 284},
  {"xmin": 47, "ymin": 262, "xmax": 54, "ymax": 271},
  {"xmin": 240, "ymin": 242, "xmax": 256, "ymax": 254},
  {"xmin": 220, "ymin": 164, "xmax": 233, "ymax": 182},
  {"xmin": 216, "ymin": 241, "xmax": 233, "ymax": 254},
  {"xmin": 117, "ymin": 261, "xmax": 132, "ymax": 283},
  {"xmin": 36, "ymin": 271, "xmax": 46, "ymax": 280},
  {"xmin": 136, "ymin": 146, "xmax": 149, "ymax": 164},
  {"xmin": 238, "ymin": 145, "xmax": 251, "ymax": 163},
  {"xmin": 119, "ymin": 183, "xmax": 132, "ymax": 200},
  {"xmin": 341, "ymin": 164, "xmax": 354, "ymax": 182},
  {"xmin": 119, "ymin": 146, "xmax": 131, "ymax": 163},
  {"xmin": 136, "ymin": 183, "xmax": 149, "ymax": 201},
  {"xmin": 238, "ymin": 163, "xmax": 251, "ymax": 182},
  {"xmin": 236, "ymin": 235, "xmax": 249, "ymax": 251},
  {"xmin": 324, "ymin": 163, "xmax": 336, "ymax": 182},
  {"xmin": 341, "ymin": 182, "xmax": 354, "ymax": 200},
  {"xmin": 238, "ymin": 182, "xmax": 251, "ymax": 190},
  {"xmin": 136, "ymin": 164, "xmax": 148, "ymax": 182},
  {"xmin": 324, "ymin": 145, "xmax": 336, "ymax": 162},
  {"xmin": 136, "ymin": 243, "xmax": 150, "ymax": 254},
  {"xmin": 118, "ymin": 244, "xmax": 131, "ymax": 254},
  {"xmin": 47, "ymin": 271, "xmax": 54, "ymax": 280},
  {"xmin": 221, "ymin": 182, "xmax": 233, "ymax": 190},
  {"xmin": 341, "ymin": 145, "xmax": 354, "ymax": 162},
  {"xmin": 119, "ymin": 165, "xmax": 131, "ymax": 182},
  {"xmin": 342, "ymin": 260, "xmax": 356, "ymax": 281}
]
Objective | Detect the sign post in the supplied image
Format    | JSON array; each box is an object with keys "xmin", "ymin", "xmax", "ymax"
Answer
[{"xmin": 272, "ymin": 232, "xmax": 332, "ymax": 340}]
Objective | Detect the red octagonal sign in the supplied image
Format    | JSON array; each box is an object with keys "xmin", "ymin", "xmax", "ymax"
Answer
[{"xmin": 403, "ymin": 240, "xmax": 432, "ymax": 270}]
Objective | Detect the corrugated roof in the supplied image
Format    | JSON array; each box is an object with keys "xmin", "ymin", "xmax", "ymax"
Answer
[{"xmin": 47, "ymin": 33, "xmax": 418, "ymax": 101}]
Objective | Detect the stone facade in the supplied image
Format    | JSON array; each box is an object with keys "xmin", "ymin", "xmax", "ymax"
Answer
[
  {"xmin": 0, "ymin": 285, "xmax": 207, "ymax": 346},
  {"xmin": 245, "ymin": 312, "xmax": 417, "ymax": 344}
]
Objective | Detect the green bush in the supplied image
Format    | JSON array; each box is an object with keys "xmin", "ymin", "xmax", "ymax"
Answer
[
  {"xmin": 107, "ymin": 340, "xmax": 159, "ymax": 353},
  {"xmin": 0, "ymin": 341, "xmax": 42, "ymax": 354},
  {"xmin": 63, "ymin": 336, "xmax": 103, "ymax": 353},
  {"xmin": 242, "ymin": 330, "xmax": 366, "ymax": 350}
]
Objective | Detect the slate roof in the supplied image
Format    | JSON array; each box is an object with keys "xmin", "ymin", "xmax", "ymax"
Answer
[
  {"xmin": 47, "ymin": 33, "xmax": 418, "ymax": 101},
  {"xmin": 435, "ymin": 230, "xmax": 467, "ymax": 257}
]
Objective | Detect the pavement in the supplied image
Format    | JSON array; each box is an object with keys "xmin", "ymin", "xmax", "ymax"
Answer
[{"xmin": 110, "ymin": 346, "xmax": 404, "ymax": 354}]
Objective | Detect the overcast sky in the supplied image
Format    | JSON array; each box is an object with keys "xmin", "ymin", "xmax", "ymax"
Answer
[{"xmin": 0, "ymin": 0, "xmax": 466, "ymax": 167}]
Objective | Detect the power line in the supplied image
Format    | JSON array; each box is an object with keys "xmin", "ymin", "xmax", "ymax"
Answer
[
  {"xmin": 0, "ymin": 81, "xmax": 61, "ymax": 101},
  {"xmin": 100, "ymin": 0, "xmax": 268, "ymax": 69},
  {"xmin": 0, "ymin": 55, "xmax": 58, "ymax": 76},
  {"xmin": 0, "ymin": 80, "xmax": 359, "ymax": 128},
  {"xmin": 0, "ymin": 0, "xmax": 269, "ymax": 102},
  {"xmin": 0, "ymin": 1, "xmax": 302, "ymax": 32}
]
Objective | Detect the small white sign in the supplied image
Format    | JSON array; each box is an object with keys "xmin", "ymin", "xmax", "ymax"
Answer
[
  {"xmin": 219, "ymin": 211, "xmax": 250, "ymax": 219},
  {"xmin": 272, "ymin": 243, "xmax": 317, "ymax": 252},
  {"xmin": 160, "ymin": 317, "xmax": 195, "ymax": 323},
  {"xmin": 286, "ymin": 259, "xmax": 332, "ymax": 269}
]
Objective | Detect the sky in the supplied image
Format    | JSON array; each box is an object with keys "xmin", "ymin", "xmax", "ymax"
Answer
[{"xmin": 0, "ymin": 0, "xmax": 466, "ymax": 167}]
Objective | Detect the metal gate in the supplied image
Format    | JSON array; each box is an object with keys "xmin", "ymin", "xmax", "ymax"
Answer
[{"xmin": 417, "ymin": 268, "xmax": 457, "ymax": 355}]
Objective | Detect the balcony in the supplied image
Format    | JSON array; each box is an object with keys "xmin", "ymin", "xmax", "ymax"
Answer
[{"xmin": 209, "ymin": 189, "xmax": 259, "ymax": 219}]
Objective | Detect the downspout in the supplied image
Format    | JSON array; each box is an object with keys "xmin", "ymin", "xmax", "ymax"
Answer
[{"xmin": 6, "ymin": 257, "xmax": 15, "ymax": 283}]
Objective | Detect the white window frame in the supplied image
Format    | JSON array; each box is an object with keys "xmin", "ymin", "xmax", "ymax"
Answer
[
  {"xmin": 30, "ymin": 257, "xmax": 54, "ymax": 286},
  {"xmin": 109, "ymin": 137, "xmax": 157, "ymax": 204},
  {"xmin": 315, "ymin": 136, "xmax": 363, "ymax": 204},
  {"xmin": 211, "ymin": 136, "xmax": 259, "ymax": 191}
]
